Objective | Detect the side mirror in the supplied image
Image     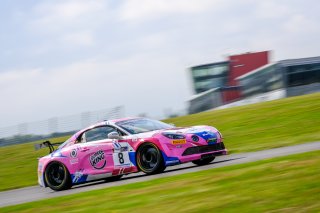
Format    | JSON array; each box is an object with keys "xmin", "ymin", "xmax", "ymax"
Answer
[{"xmin": 108, "ymin": 131, "xmax": 121, "ymax": 140}]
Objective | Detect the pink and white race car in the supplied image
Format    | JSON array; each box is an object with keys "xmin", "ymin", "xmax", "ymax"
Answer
[{"xmin": 36, "ymin": 117, "xmax": 227, "ymax": 191}]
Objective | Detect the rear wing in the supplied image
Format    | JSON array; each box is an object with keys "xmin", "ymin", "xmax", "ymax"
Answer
[{"xmin": 34, "ymin": 141, "xmax": 63, "ymax": 154}]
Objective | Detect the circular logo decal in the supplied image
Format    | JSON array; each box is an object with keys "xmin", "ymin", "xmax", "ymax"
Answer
[
  {"xmin": 90, "ymin": 150, "xmax": 107, "ymax": 169},
  {"xmin": 70, "ymin": 149, "xmax": 77, "ymax": 158}
]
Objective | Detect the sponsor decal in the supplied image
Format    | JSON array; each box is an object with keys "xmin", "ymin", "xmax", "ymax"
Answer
[
  {"xmin": 207, "ymin": 138, "xmax": 217, "ymax": 143},
  {"xmin": 70, "ymin": 149, "xmax": 77, "ymax": 158},
  {"xmin": 90, "ymin": 150, "xmax": 106, "ymax": 169},
  {"xmin": 194, "ymin": 131, "xmax": 217, "ymax": 141},
  {"xmin": 113, "ymin": 151, "xmax": 131, "ymax": 167},
  {"xmin": 162, "ymin": 151, "xmax": 180, "ymax": 166},
  {"xmin": 113, "ymin": 141, "xmax": 121, "ymax": 150},
  {"xmin": 187, "ymin": 127, "xmax": 207, "ymax": 133},
  {"xmin": 113, "ymin": 142, "xmax": 129, "ymax": 152},
  {"xmin": 70, "ymin": 158, "xmax": 79, "ymax": 164},
  {"xmin": 70, "ymin": 149, "xmax": 79, "ymax": 164},
  {"xmin": 172, "ymin": 139, "xmax": 186, "ymax": 145},
  {"xmin": 120, "ymin": 147, "xmax": 128, "ymax": 152},
  {"xmin": 73, "ymin": 170, "xmax": 84, "ymax": 183},
  {"xmin": 118, "ymin": 167, "xmax": 125, "ymax": 175}
]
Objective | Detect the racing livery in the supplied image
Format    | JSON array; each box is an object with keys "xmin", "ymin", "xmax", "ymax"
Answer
[{"xmin": 36, "ymin": 117, "xmax": 227, "ymax": 191}]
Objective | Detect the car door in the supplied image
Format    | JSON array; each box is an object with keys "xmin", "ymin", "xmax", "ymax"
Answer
[{"xmin": 77, "ymin": 126, "xmax": 117, "ymax": 179}]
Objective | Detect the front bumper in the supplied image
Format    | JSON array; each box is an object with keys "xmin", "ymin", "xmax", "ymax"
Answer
[
  {"xmin": 182, "ymin": 142, "xmax": 226, "ymax": 156},
  {"xmin": 177, "ymin": 142, "xmax": 227, "ymax": 163}
]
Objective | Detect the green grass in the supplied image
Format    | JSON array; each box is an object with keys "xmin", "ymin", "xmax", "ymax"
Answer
[
  {"xmin": 0, "ymin": 93, "xmax": 319, "ymax": 192},
  {"xmin": 2, "ymin": 150, "xmax": 320, "ymax": 212},
  {"xmin": 0, "ymin": 136, "xmax": 69, "ymax": 191},
  {"xmin": 166, "ymin": 92, "xmax": 320, "ymax": 153}
]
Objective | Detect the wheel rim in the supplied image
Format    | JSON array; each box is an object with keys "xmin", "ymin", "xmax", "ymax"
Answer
[
  {"xmin": 139, "ymin": 146, "xmax": 159, "ymax": 171},
  {"xmin": 47, "ymin": 163, "xmax": 65, "ymax": 187}
]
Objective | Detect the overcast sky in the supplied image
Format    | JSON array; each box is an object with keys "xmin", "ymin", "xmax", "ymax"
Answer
[{"xmin": 0, "ymin": 0, "xmax": 319, "ymax": 127}]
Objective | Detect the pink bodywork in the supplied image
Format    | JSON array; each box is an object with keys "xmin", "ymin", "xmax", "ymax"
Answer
[{"xmin": 37, "ymin": 118, "xmax": 227, "ymax": 187}]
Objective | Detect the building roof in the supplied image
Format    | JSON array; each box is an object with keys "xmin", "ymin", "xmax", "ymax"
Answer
[
  {"xmin": 190, "ymin": 61, "xmax": 228, "ymax": 70},
  {"xmin": 236, "ymin": 62, "xmax": 277, "ymax": 80},
  {"xmin": 279, "ymin": 56, "xmax": 320, "ymax": 67},
  {"xmin": 187, "ymin": 87, "xmax": 220, "ymax": 101},
  {"xmin": 236, "ymin": 56, "xmax": 320, "ymax": 81},
  {"xmin": 229, "ymin": 50, "xmax": 270, "ymax": 58}
]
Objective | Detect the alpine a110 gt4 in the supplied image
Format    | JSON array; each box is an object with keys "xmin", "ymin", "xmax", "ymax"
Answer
[{"xmin": 36, "ymin": 117, "xmax": 227, "ymax": 191}]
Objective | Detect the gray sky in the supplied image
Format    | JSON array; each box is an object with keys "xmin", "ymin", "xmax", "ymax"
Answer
[{"xmin": 0, "ymin": 0, "xmax": 319, "ymax": 127}]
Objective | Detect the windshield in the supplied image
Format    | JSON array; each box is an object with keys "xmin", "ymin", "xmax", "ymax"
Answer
[{"xmin": 116, "ymin": 118, "xmax": 173, "ymax": 134}]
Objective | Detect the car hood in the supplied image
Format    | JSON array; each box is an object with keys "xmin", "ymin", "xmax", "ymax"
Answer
[
  {"xmin": 161, "ymin": 126, "xmax": 217, "ymax": 134},
  {"xmin": 126, "ymin": 125, "xmax": 217, "ymax": 139}
]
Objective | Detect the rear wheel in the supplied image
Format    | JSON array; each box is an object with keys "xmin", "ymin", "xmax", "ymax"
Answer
[
  {"xmin": 137, "ymin": 143, "xmax": 166, "ymax": 174},
  {"xmin": 45, "ymin": 161, "xmax": 71, "ymax": 191},
  {"xmin": 192, "ymin": 156, "xmax": 215, "ymax": 166}
]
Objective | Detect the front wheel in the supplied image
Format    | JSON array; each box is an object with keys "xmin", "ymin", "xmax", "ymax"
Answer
[
  {"xmin": 136, "ymin": 143, "xmax": 166, "ymax": 174},
  {"xmin": 44, "ymin": 161, "xmax": 72, "ymax": 191},
  {"xmin": 192, "ymin": 156, "xmax": 215, "ymax": 166}
]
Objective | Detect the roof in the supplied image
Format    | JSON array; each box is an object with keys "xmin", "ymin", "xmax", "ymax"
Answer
[
  {"xmin": 279, "ymin": 56, "xmax": 320, "ymax": 67},
  {"xmin": 187, "ymin": 88, "xmax": 220, "ymax": 101},
  {"xmin": 229, "ymin": 50, "xmax": 270, "ymax": 58},
  {"xmin": 108, "ymin": 117, "xmax": 138, "ymax": 123},
  {"xmin": 236, "ymin": 62, "xmax": 277, "ymax": 80},
  {"xmin": 190, "ymin": 61, "xmax": 229, "ymax": 70},
  {"xmin": 72, "ymin": 117, "xmax": 141, "ymax": 137},
  {"xmin": 236, "ymin": 56, "xmax": 320, "ymax": 81}
]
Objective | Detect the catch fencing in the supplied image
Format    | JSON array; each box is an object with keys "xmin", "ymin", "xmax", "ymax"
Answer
[{"xmin": 0, "ymin": 106, "xmax": 124, "ymax": 146}]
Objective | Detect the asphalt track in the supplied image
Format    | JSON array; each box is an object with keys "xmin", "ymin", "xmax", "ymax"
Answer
[{"xmin": 1, "ymin": 141, "xmax": 320, "ymax": 207}]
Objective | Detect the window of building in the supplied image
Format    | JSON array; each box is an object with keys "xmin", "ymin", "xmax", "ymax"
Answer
[
  {"xmin": 192, "ymin": 68, "xmax": 207, "ymax": 77},
  {"xmin": 191, "ymin": 62, "xmax": 229, "ymax": 93},
  {"xmin": 239, "ymin": 64, "xmax": 285, "ymax": 97},
  {"xmin": 287, "ymin": 63, "xmax": 320, "ymax": 87}
]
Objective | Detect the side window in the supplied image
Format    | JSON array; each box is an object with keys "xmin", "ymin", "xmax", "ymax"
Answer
[{"xmin": 82, "ymin": 126, "xmax": 118, "ymax": 143}]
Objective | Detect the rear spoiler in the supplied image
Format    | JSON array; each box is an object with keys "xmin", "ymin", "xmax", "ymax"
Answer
[{"xmin": 34, "ymin": 140, "xmax": 63, "ymax": 154}]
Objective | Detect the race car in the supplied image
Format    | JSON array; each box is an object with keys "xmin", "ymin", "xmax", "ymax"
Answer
[{"xmin": 36, "ymin": 117, "xmax": 227, "ymax": 191}]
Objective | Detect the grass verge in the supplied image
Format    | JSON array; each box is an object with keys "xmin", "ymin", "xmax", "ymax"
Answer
[
  {"xmin": 2, "ymin": 150, "xmax": 320, "ymax": 212},
  {"xmin": 0, "ymin": 93, "xmax": 319, "ymax": 191},
  {"xmin": 0, "ymin": 136, "xmax": 69, "ymax": 191},
  {"xmin": 166, "ymin": 92, "xmax": 320, "ymax": 153}
]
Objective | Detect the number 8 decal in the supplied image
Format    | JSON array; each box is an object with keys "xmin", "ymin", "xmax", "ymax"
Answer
[
  {"xmin": 118, "ymin": 153, "xmax": 124, "ymax": 164},
  {"xmin": 113, "ymin": 150, "xmax": 130, "ymax": 166}
]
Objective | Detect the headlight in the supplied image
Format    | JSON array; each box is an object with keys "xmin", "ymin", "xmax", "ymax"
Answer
[
  {"xmin": 162, "ymin": 133, "xmax": 185, "ymax": 139},
  {"xmin": 191, "ymin": 135, "xmax": 199, "ymax": 142}
]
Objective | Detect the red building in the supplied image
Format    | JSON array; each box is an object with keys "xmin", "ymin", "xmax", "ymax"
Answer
[
  {"xmin": 222, "ymin": 51, "xmax": 270, "ymax": 102},
  {"xmin": 189, "ymin": 51, "xmax": 270, "ymax": 114}
]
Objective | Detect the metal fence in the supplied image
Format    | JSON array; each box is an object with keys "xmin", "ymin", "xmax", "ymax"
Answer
[{"xmin": 0, "ymin": 106, "xmax": 124, "ymax": 146}]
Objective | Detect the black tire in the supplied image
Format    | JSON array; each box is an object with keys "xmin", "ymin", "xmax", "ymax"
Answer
[
  {"xmin": 192, "ymin": 156, "xmax": 215, "ymax": 166},
  {"xmin": 44, "ymin": 161, "xmax": 72, "ymax": 191},
  {"xmin": 136, "ymin": 143, "xmax": 166, "ymax": 174},
  {"xmin": 105, "ymin": 175, "xmax": 123, "ymax": 182}
]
